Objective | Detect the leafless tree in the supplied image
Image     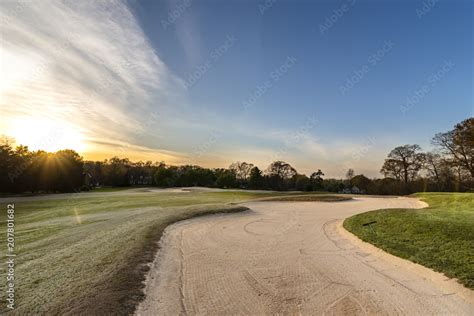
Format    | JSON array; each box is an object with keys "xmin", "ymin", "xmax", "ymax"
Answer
[
  {"xmin": 424, "ymin": 152, "xmax": 443, "ymax": 190},
  {"xmin": 265, "ymin": 161, "xmax": 297, "ymax": 179},
  {"xmin": 380, "ymin": 144, "xmax": 425, "ymax": 184},
  {"xmin": 229, "ymin": 161, "xmax": 254, "ymax": 180},
  {"xmin": 432, "ymin": 118, "xmax": 473, "ymax": 179}
]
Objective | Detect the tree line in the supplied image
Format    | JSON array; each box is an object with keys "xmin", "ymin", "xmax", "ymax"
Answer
[
  {"xmin": 0, "ymin": 145, "xmax": 84, "ymax": 193},
  {"xmin": 377, "ymin": 117, "xmax": 473, "ymax": 194},
  {"xmin": 0, "ymin": 117, "xmax": 471, "ymax": 194}
]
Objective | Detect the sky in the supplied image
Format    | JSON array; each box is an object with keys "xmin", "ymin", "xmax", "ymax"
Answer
[{"xmin": 0, "ymin": 0, "xmax": 472, "ymax": 178}]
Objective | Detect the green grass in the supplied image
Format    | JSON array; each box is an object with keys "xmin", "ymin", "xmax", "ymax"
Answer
[
  {"xmin": 0, "ymin": 189, "xmax": 336, "ymax": 314},
  {"xmin": 89, "ymin": 186, "xmax": 137, "ymax": 192},
  {"xmin": 343, "ymin": 192, "xmax": 474, "ymax": 289}
]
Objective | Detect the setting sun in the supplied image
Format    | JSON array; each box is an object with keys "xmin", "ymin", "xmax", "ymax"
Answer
[{"xmin": 9, "ymin": 117, "xmax": 85, "ymax": 153}]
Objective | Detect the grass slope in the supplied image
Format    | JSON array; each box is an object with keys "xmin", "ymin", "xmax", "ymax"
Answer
[
  {"xmin": 344, "ymin": 192, "xmax": 474, "ymax": 289},
  {"xmin": 0, "ymin": 189, "xmax": 339, "ymax": 314}
]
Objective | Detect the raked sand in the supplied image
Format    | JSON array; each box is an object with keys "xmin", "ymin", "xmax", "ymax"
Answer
[{"xmin": 136, "ymin": 197, "xmax": 474, "ymax": 315}]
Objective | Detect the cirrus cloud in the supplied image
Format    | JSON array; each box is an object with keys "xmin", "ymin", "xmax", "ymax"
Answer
[{"xmin": 0, "ymin": 0, "xmax": 186, "ymax": 162}]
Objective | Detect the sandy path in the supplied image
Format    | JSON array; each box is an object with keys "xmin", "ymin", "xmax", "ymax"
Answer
[{"xmin": 136, "ymin": 197, "xmax": 474, "ymax": 315}]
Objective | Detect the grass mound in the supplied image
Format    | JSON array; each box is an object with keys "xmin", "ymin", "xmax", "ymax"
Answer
[{"xmin": 343, "ymin": 192, "xmax": 474, "ymax": 289}]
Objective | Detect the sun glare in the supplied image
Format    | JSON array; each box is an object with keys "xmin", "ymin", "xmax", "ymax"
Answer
[{"xmin": 9, "ymin": 118, "xmax": 86, "ymax": 153}]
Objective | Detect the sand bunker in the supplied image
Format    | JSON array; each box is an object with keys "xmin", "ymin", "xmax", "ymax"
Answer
[{"xmin": 136, "ymin": 197, "xmax": 473, "ymax": 315}]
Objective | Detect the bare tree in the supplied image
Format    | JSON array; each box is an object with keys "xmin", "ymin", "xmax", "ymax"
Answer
[
  {"xmin": 424, "ymin": 152, "xmax": 443, "ymax": 190},
  {"xmin": 450, "ymin": 160, "xmax": 471, "ymax": 186},
  {"xmin": 229, "ymin": 161, "xmax": 254, "ymax": 180},
  {"xmin": 380, "ymin": 144, "xmax": 425, "ymax": 184},
  {"xmin": 265, "ymin": 161, "xmax": 297, "ymax": 179},
  {"xmin": 380, "ymin": 159, "xmax": 403, "ymax": 181},
  {"xmin": 432, "ymin": 118, "xmax": 474, "ymax": 179}
]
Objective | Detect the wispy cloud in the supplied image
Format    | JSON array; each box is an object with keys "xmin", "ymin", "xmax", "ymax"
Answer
[
  {"xmin": 0, "ymin": 0, "xmax": 400, "ymax": 177},
  {"xmin": 0, "ymin": 0, "xmax": 185, "ymax": 159},
  {"xmin": 189, "ymin": 122, "xmax": 387, "ymax": 178}
]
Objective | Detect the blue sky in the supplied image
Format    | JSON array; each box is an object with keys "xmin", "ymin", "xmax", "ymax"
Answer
[{"xmin": 0, "ymin": 0, "xmax": 472, "ymax": 177}]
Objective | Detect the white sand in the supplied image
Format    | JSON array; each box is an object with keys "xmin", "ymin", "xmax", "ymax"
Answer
[{"xmin": 136, "ymin": 197, "xmax": 473, "ymax": 315}]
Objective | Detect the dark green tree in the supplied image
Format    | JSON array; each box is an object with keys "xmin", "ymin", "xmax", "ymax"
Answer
[
  {"xmin": 310, "ymin": 169, "xmax": 324, "ymax": 190},
  {"xmin": 248, "ymin": 166, "xmax": 264, "ymax": 189}
]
